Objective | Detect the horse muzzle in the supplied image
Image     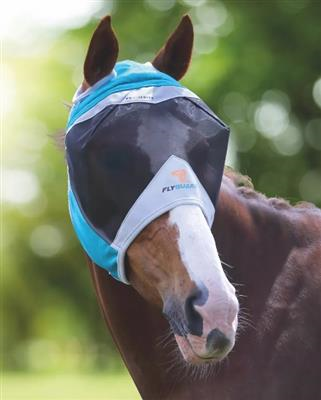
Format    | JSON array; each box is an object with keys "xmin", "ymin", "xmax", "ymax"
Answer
[{"xmin": 164, "ymin": 285, "xmax": 239, "ymax": 364}]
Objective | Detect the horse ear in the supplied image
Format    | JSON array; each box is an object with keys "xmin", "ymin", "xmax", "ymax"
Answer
[
  {"xmin": 152, "ymin": 15, "xmax": 193, "ymax": 81},
  {"xmin": 84, "ymin": 16, "xmax": 119, "ymax": 86}
]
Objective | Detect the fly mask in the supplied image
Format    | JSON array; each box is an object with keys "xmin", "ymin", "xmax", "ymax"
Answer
[{"xmin": 66, "ymin": 60, "xmax": 229, "ymax": 283}]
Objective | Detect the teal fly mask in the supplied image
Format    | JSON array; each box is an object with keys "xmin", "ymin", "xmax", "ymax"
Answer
[{"xmin": 65, "ymin": 18, "xmax": 229, "ymax": 284}]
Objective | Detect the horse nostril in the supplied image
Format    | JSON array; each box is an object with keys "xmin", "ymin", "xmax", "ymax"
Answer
[
  {"xmin": 185, "ymin": 287, "xmax": 209, "ymax": 336},
  {"xmin": 206, "ymin": 328, "xmax": 231, "ymax": 356}
]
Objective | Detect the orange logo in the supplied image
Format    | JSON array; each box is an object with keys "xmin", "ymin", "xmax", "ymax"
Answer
[{"xmin": 171, "ymin": 169, "xmax": 188, "ymax": 183}]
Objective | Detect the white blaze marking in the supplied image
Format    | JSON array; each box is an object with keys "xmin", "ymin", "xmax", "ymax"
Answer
[
  {"xmin": 169, "ymin": 204, "xmax": 227, "ymax": 287},
  {"xmin": 169, "ymin": 204, "xmax": 238, "ymax": 337}
]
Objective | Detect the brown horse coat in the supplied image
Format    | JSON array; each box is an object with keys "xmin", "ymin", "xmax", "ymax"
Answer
[
  {"xmin": 88, "ymin": 172, "xmax": 321, "ymax": 400},
  {"xmin": 67, "ymin": 14, "xmax": 321, "ymax": 400}
]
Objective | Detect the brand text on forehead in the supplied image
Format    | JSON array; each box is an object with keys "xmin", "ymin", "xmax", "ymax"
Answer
[
  {"xmin": 162, "ymin": 183, "xmax": 197, "ymax": 193},
  {"xmin": 124, "ymin": 95, "xmax": 154, "ymax": 101}
]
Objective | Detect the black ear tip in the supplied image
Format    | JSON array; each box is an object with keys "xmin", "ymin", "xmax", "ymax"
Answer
[
  {"xmin": 99, "ymin": 15, "xmax": 112, "ymax": 28},
  {"xmin": 182, "ymin": 14, "xmax": 192, "ymax": 23},
  {"xmin": 181, "ymin": 14, "xmax": 193, "ymax": 29},
  {"xmin": 174, "ymin": 15, "xmax": 193, "ymax": 39}
]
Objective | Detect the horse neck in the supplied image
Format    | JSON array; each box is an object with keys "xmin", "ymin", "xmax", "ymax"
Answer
[
  {"xmin": 213, "ymin": 178, "xmax": 296, "ymax": 321},
  {"xmin": 88, "ymin": 179, "xmax": 307, "ymax": 399}
]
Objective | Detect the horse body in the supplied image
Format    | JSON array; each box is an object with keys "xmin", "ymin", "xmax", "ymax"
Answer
[
  {"xmin": 65, "ymin": 15, "xmax": 321, "ymax": 400},
  {"xmin": 88, "ymin": 173, "xmax": 321, "ymax": 400}
]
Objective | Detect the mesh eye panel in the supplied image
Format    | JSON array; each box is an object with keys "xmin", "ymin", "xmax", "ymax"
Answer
[{"xmin": 66, "ymin": 97, "xmax": 228, "ymax": 243}]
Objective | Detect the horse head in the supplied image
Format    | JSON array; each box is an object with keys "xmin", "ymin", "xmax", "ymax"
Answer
[{"xmin": 67, "ymin": 15, "xmax": 239, "ymax": 365}]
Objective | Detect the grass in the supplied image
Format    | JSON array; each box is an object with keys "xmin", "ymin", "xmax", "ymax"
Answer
[{"xmin": 2, "ymin": 372, "xmax": 141, "ymax": 400}]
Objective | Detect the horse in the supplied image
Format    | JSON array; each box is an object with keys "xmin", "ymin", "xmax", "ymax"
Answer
[{"xmin": 66, "ymin": 15, "xmax": 321, "ymax": 400}]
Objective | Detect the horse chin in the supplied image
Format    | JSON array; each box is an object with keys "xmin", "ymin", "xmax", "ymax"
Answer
[{"xmin": 174, "ymin": 334, "xmax": 230, "ymax": 365}]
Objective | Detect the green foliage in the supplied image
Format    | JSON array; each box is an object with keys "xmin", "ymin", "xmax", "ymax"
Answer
[
  {"xmin": 3, "ymin": 0, "xmax": 321, "ymax": 375},
  {"xmin": 3, "ymin": 372, "xmax": 140, "ymax": 399}
]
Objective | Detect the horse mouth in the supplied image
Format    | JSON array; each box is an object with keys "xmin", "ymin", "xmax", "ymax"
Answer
[
  {"xmin": 174, "ymin": 333, "xmax": 230, "ymax": 365},
  {"xmin": 164, "ymin": 306, "xmax": 237, "ymax": 365}
]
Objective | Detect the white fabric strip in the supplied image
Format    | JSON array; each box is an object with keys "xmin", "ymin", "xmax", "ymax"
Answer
[
  {"xmin": 111, "ymin": 155, "xmax": 215, "ymax": 283},
  {"xmin": 67, "ymin": 86, "xmax": 199, "ymax": 133}
]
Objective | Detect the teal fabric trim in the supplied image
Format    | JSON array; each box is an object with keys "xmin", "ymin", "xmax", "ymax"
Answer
[
  {"xmin": 68, "ymin": 186, "xmax": 120, "ymax": 281},
  {"xmin": 67, "ymin": 60, "xmax": 181, "ymax": 128}
]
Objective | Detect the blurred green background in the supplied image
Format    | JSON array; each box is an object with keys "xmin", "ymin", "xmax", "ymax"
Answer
[{"xmin": 2, "ymin": 0, "xmax": 320, "ymax": 399}]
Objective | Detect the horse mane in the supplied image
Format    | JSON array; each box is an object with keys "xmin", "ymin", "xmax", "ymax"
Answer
[{"xmin": 224, "ymin": 166, "xmax": 320, "ymax": 213}]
